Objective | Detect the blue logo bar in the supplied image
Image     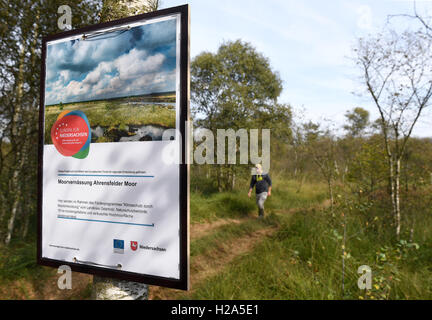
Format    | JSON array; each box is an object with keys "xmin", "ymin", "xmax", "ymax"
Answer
[{"xmin": 113, "ymin": 239, "xmax": 124, "ymax": 254}]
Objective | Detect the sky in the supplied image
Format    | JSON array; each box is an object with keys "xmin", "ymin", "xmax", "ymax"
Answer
[
  {"xmin": 161, "ymin": 0, "xmax": 432, "ymax": 137},
  {"xmin": 45, "ymin": 17, "xmax": 177, "ymax": 105}
]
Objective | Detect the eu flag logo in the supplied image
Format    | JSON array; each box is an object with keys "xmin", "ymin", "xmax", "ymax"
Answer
[{"xmin": 113, "ymin": 239, "xmax": 124, "ymax": 254}]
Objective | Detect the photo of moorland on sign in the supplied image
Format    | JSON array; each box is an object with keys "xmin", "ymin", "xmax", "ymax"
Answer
[
  {"xmin": 44, "ymin": 17, "xmax": 177, "ymax": 144},
  {"xmin": 44, "ymin": 92, "xmax": 176, "ymax": 143}
]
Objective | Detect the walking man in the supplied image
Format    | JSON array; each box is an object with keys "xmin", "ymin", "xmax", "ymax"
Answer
[{"xmin": 248, "ymin": 164, "xmax": 272, "ymax": 218}]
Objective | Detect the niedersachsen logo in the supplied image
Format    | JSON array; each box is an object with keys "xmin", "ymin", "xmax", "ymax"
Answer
[
  {"xmin": 130, "ymin": 241, "xmax": 138, "ymax": 251},
  {"xmin": 50, "ymin": 110, "xmax": 91, "ymax": 159},
  {"xmin": 113, "ymin": 239, "xmax": 124, "ymax": 254}
]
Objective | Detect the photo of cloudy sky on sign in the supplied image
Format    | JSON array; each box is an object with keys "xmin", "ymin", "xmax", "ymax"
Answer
[{"xmin": 45, "ymin": 18, "xmax": 177, "ymax": 105}]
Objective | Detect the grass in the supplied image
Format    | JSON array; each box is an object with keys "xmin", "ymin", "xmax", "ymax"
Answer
[
  {"xmin": 264, "ymin": 178, "xmax": 328, "ymax": 212},
  {"xmin": 44, "ymin": 97, "xmax": 176, "ymax": 144},
  {"xmin": 183, "ymin": 208, "xmax": 335, "ymax": 300},
  {"xmin": 0, "ymin": 241, "xmax": 50, "ymax": 282},
  {"xmin": 1, "ymin": 175, "xmax": 431, "ymax": 300},
  {"xmin": 0, "ymin": 240, "xmax": 53, "ymax": 299},
  {"xmin": 184, "ymin": 184, "xmax": 432, "ymax": 300},
  {"xmin": 0, "ymin": 240, "xmax": 95, "ymax": 300},
  {"xmin": 190, "ymin": 177, "xmax": 328, "ymax": 224},
  {"xmin": 184, "ymin": 210, "xmax": 432, "ymax": 299},
  {"xmin": 190, "ymin": 190, "xmax": 256, "ymax": 224}
]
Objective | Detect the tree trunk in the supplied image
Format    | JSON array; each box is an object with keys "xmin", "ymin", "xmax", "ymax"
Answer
[
  {"xmin": 395, "ymin": 158, "xmax": 401, "ymax": 240},
  {"xmin": 388, "ymin": 156, "xmax": 396, "ymax": 227},
  {"xmin": 328, "ymin": 177, "xmax": 334, "ymax": 211},
  {"xmin": 231, "ymin": 167, "xmax": 236, "ymax": 190},
  {"xmin": 0, "ymin": 192, "xmax": 5, "ymax": 237},
  {"xmin": 4, "ymin": 39, "xmax": 27, "ymax": 245},
  {"xmin": 296, "ymin": 174, "xmax": 305, "ymax": 193},
  {"xmin": 409, "ymin": 215, "xmax": 415, "ymax": 243},
  {"xmin": 217, "ymin": 166, "xmax": 222, "ymax": 192},
  {"xmin": 5, "ymin": 197, "xmax": 19, "ymax": 244},
  {"xmin": 92, "ymin": 276, "xmax": 148, "ymax": 300},
  {"xmin": 5, "ymin": 125, "xmax": 30, "ymax": 245},
  {"xmin": 404, "ymin": 164, "xmax": 409, "ymax": 193},
  {"xmin": 5, "ymin": 160, "xmax": 23, "ymax": 245},
  {"xmin": 341, "ymin": 212, "xmax": 347, "ymax": 298},
  {"xmin": 92, "ymin": 0, "xmax": 158, "ymax": 299},
  {"xmin": 22, "ymin": 210, "xmax": 30, "ymax": 239},
  {"xmin": 18, "ymin": 9, "xmax": 40, "ymax": 242}
]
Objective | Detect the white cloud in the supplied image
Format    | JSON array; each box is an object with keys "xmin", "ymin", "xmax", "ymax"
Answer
[
  {"xmin": 83, "ymin": 61, "xmax": 113, "ymax": 85},
  {"xmin": 114, "ymin": 49, "xmax": 165, "ymax": 80},
  {"xmin": 52, "ymin": 48, "xmax": 171, "ymax": 103}
]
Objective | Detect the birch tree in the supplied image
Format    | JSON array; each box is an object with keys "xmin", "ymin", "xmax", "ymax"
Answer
[
  {"xmin": 354, "ymin": 28, "xmax": 432, "ymax": 240},
  {"xmin": 91, "ymin": 0, "xmax": 160, "ymax": 300},
  {"xmin": 0, "ymin": 0, "xmax": 100, "ymax": 244}
]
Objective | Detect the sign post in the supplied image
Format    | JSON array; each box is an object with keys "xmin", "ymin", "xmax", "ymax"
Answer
[{"xmin": 38, "ymin": 5, "xmax": 190, "ymax": 291}]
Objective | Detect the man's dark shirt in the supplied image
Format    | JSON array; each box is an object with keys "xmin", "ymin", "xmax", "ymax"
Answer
[{"xmin": 249, "ymin": 174, "xmax": 272, "ymax": 194}]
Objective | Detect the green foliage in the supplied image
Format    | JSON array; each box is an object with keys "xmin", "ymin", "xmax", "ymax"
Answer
[
  {"xmin": 0, "ymin": 0, "xmax": 101, "ymax": 244},
  {"xmin": 344, "ymin": 107, "xmax": 370, "ymax": 137},
  {"xmin": 346, "ymin": 135, "xmax": 388, "ymax": 194},
  {"xmin": 104, "ymin": 102, "xmax": 117, "ymax": 112},
  {"xmin": 400, "ymin": 138, "xmax": 432, "ymax": 190},
  {"xmin": 99, "ymin": 0, "xmax": 160, "ymax": 22},
  {"xmin": 191, "ymin": 40, "xmax": 292, "ymax": 191},
  {"xmin": 191, "ymin": 40, "xmax": 290, "ymax": 133},
  {"xmin": 0, "ymin": 242, "xmax": 50, "ymax": 282}
]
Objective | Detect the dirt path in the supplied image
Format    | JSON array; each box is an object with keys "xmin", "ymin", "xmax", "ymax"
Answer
[
  {"xmin": 191, "ymin": 217, "xmax": 250, "ymax": 240},
  {"xmin": 0, "ymin": 271, "xmax": 92, "ymax": 300},
  {"xmin": 40, "ymin": 272, "xmax": 92, "ymax": 299},
  {"xmin": 149, "ymin": 225, "xmax": 278, "ymax": 300}
]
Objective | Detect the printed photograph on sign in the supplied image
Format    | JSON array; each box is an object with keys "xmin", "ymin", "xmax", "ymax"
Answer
[{"xmin": 44, "ymin": 18, "xmax": 177, "ymax": 147}]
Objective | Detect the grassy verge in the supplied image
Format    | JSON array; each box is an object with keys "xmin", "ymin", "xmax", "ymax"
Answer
[
  {"xmin": 0, "ymin": 241, "xmax": 51, "ymax": 283},
  {"xmin": 190, "ymin": 190, "xmax": 256, "ymax": 224},
  {"xmin": 185, "ymin": 193, "xmax": 432, "ymax": 300},
  {"xmin": 0, "ymin": 240, "xmax": 94, "ymax": 300},
  {"xmin": 190, "ymin": 178, "xmax": 328, "ymax": 224},
  {"xmin": 265, "ymin": 178, "xmax": 328, "ymax": 212},
  {"xmin": 0, "ymin": 241, "xmax": 53, "ymax": 299}
]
